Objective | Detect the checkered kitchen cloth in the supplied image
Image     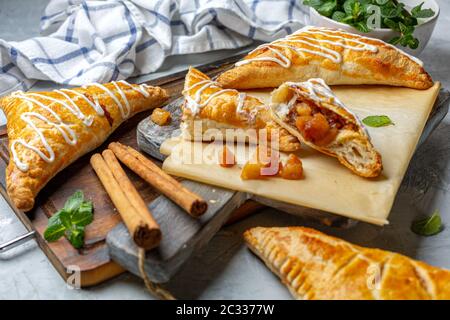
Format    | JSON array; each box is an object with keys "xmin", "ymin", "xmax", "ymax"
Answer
[{"xmin": 0, "ymin": 0, "xmax": 309, "ymax": 95}]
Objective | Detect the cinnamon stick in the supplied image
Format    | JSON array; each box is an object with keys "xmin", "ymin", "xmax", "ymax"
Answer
[
  {"xmin": 90, "ymin": 153, "xmax": 161, "ymax": 250},
  {"xmin": 108, "ymin": 142, "xmax": 207, "ymax": 217}
]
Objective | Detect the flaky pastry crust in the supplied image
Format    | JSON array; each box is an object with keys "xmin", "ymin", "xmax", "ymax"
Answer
[
  {"xmin": 244, "ymin": 226, "xmax": 450, "ymax": 300},
  {"xmin": 218, "ymin": 26, "xmax": 433, "ymax": 90}
]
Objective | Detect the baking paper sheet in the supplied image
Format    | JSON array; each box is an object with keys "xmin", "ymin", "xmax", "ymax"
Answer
[{"xmin": 161, "ymin": 83, "xmax": 441, "ymax": 225}]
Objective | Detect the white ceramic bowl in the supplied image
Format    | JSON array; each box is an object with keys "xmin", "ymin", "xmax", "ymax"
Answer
[{"xmin": 309, "ymin": 0, "xmax": 439, "ymax": 55}]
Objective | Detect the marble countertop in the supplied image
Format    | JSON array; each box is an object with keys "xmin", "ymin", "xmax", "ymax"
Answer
[{"xmin": 1, "ymin": 0, "xmax": 450, "ymax": 299}]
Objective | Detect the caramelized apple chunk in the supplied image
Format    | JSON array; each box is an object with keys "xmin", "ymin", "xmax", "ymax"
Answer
[
  {"xmin": 280, "ymin": 154, "xmax": 303, "ymax": 180},
  {"xmin": 295, "ymin": 102, "xmax": 312, "ymax": 116},
  {"xmin": 240, "ymin": 162, "xmax": 266, "ymax": 180},
  {"xmin": 241, "ymin": 146, "xmax": 281, "ymax": 180},
  {"xmin": 151, "ymin": 108, "xmax": 171, "ymax": 126},
  {"xmin": 294, "ymin": 106, "xmax": 339, "ymax": 146}
]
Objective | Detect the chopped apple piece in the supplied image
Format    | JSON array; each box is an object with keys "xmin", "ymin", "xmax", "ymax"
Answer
[{"xmin": 151, "ymin": 108, "xmax": 171, "ymax": 126}]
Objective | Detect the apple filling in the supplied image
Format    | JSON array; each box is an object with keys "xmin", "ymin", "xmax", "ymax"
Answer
[{"xmin": 288, "ymin": 99, "xmax": 356, "ymax": 147}]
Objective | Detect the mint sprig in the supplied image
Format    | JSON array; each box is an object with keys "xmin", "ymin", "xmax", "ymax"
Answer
[
  {"xmin": 43, "ymin": 190, "xmax": 94, "ymax": 249},
  {"xmin": 304, "ymin": 0, "xmax": 435, "ymax": 50}
]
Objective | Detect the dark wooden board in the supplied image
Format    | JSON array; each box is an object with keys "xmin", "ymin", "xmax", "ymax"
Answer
[{"xmin": 0, "ymin": 111, "xmax": 157, "ymax": 286}]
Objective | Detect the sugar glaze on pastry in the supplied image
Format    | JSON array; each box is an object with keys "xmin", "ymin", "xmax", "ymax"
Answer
[
  {"xmin": 1, "ymin": 81, "xmax": 168, "ymax": 211},
  {"xmin": 270, "ymin": 79, "xmax": 382, "ymax": 177},
  {"xmin": 218, "ymin": 26, "xmax": 432, "ymax": 90}
]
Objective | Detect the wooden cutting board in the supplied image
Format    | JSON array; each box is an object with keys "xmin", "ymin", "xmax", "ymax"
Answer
[
  {"xmin": 0, "ymin": 111, "xmax": 152, "ymax": 286},
  {"xmin": 0, "ymin": 56, "xmax": 261, "ymax": 287}
]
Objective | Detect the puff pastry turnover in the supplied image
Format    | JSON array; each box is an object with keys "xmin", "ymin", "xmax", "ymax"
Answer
[
  {"xmin": 270, "ymin": 78, "xmax": 381, "ymax": 177},
  {"xmin": 244, "ymin": 226, "xmax": 450, "ymax": 300},
  {"xmin": 181, "ymin": 67, "xmax": 300, "ymax": 152},
  {"xmin": 217, "ymin": 26, "xmax": 433, "ymax": 90},
  {"xmin": 0, "ymin": 81, "xmax": 168, "ymax": 211}
]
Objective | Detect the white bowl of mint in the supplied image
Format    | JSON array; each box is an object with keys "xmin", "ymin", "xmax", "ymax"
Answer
[{"xmin": 307, "ymin": 0, "xmax": 439, "ymax": 55}]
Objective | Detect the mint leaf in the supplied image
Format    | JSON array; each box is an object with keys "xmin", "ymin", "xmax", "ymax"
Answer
[
  {"xmin": 72, "ymin": 201, "xmax": 93, "ymax": 227},
  {"xmin": 44, "ymin": 221, "xmax": 66, "ymax": 242},
  {"xmin": 383, "ymin": 18, "xmax": 399, "ymax": 31},
  {"xmin": 303, "ymin": 0, "xmax": 323, "ymax": 8},
  {"xmin": 389, "ymin": 36, "xmax": 402, "ymax": 45},
  {"xmin": 411, "ymin": 211, "xmax": 443, "ymax": 236},
  {"xmin": 399, "ymin": 22, "xmax": 409, "ymax": 34},
  {"xmin": 59, "ymin": 209, "xmax": 72, "ymax": 229},
  {"xmin": 408, "ymin": 37, "xmax": 419, "ymax": 49},
  {"xmin": 411, "ymin": 2, "xmax": 435, "ymax": 18},
  {"xmin": 403, "ymin": 16, "xmax": 418, "ymax": 27},
  {"xmin": 362, "ymin": 115, "xmax": 393, "ymax": 127},
  {"xmin": 47, "ymin": 209, "xmax": 64, "ymax": 226},
  {"xmin": 48, "ymin": 209, "xmax": 71, "ymax": 228},
  {"xmin": 45, "ymin": 209, "xmax": 71, "ymax": 238},
  {"xmin": 354, "ymin": 21, "xmax": 370, "ymax": 33},
  {"xmin": 66, "ymin": 226, "xmax": 85, "ymax": 249},
  {"xmin": 64, "ymin": 190, "xmax": 84, "ymax": 212},
  {"xmin": 351, "ymin": 1, "xmax": 361, "ymax": 17},
  {"xmin": 381, "ymin": 4, "xmax": 401, "ymax": 18},
  {"xmin": 317, "ymin": 0, "xmax": 337, "ymax": 17},
  {"xmin": 332, "ymin": 11, "xmax": 346, "ymax": 22},
  {"xmin": 343, "ymin": 0, "xmax": 355, "ymax": 16}
]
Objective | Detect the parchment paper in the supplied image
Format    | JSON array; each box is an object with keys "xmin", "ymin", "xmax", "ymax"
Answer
[{"xmin": 161, "ymin": 83, "xmax": 441, "ymax": 225}]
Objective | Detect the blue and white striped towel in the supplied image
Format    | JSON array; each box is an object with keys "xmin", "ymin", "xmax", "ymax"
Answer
[{"xmin": 0, "ymin": 0, "xmax": 309, "ymax": 95}]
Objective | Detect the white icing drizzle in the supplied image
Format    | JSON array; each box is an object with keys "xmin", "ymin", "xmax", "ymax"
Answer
[
  {"xmin": 118, "ymin": 80, "xmax": 150, "ymax": 97},
  {"xmin": 59, "ymin": 88, "xmax": 105, "ymax": 116},
  {"xmin": 111, "ymin": 81, "xmax": 131, "ymax": 118},
  {"xmin": 54, "ymin": 90, "xmax": 95, "ymax": 126},
  {"xmin": 10, "ymin": 93, "xmax": 78, "ymax": 171},
  {"xmin": 236, "ymin": 93, "xmax": 247, "ymax": 115},
  {"xmin": 183, "ymin": 79, "xmax": 237, "ymax": 115},
  {"xmin": 25, "ymin": 91, "xmax": 95, "ymax": 127},
  {"xmin": 84, "ymin": 82, "xmax": 130, "ymax": 118},
  {"xmin": 274, "ymin": 93, "xmax": 298, "ymax": 119},
  {"xmin": 284, "ymin": 78, "xmax": 370, "ymax": 139},
  {"xmin": 303, "ymin": 27, "xmax": 423, "ymax": 66},
  {"xmin": 236, "ymin": 26, "xmax": 423, "ymax": 67},
  {"xmin": 11, "ymin": 80, "xmax": 149, "ymax": 172}
]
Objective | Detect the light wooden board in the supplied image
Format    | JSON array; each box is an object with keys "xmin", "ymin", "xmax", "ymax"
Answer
[{"xmin": 161, "ymin": 83, "xmax": 442, "ymax": 225}]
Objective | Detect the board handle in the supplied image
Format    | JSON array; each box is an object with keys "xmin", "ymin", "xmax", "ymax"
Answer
[{"xmin": 0, "ymin": 230, "xmax": 36, "ymax": 253}]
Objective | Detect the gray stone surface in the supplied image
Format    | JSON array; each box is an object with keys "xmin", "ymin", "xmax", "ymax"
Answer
[{"xmin": 1, "ymin": 0, "xmax": 450, "ymax": 300}]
